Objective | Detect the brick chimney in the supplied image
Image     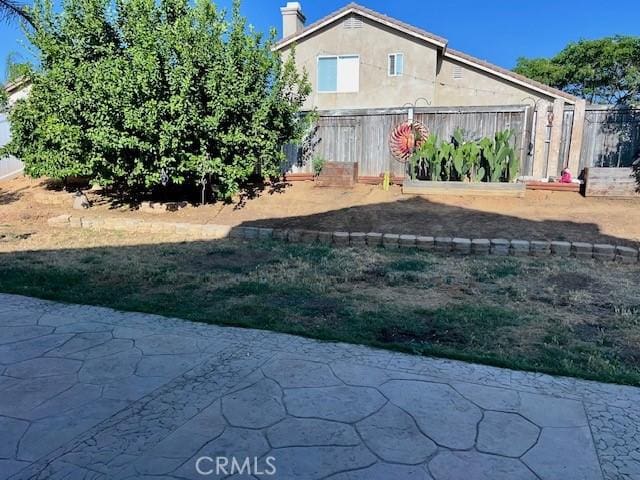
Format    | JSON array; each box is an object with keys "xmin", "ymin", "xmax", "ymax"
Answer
[{"xmin": 281, "ymin": 2, "xmax": 306, "ymax": 39}]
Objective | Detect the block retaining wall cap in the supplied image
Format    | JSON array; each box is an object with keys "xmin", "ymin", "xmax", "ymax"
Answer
[
  {"xmin": 350, "ymin": 232, "xmax": 367, "ymax": 245},
  {"xmin": 453, "ymin": 238, "xmax": 471, "ymax": 253},
  {"xmin": 510, "ymin": 240, "xmax": 530, "ymax": 256},
  {"xmin": 530, "ymin": 240, "xmax": 550, "ymax": 256},
  {"xmin": 490, "ymin": 239, "xmax": 510, "ymax": 255},
  {"xmin": 571, "ymin": 242, "xmax": 593, "ymax": 256},
  {"xmin": 317, "ymin": 231, "xmax": 334, "ymax": 244},
  {"xmin": 399, "ymin": 234, "xmax": 417, "ymax": 247},
  {"xmin": 48, "ymin": 215, "xmax": 638, "ymax": 263},
  {"xmin": 333, "ymin": 231, "xmax": 350, "ymax": 245},
  {"xmin": 272, "ymin": 229, "xmax": 288, "ymax": 241},
  {"xmin": 416, "ymin": 236, "xmax": 435, "ymax": 250},
  {"xmin": 616, "ymin": 246, "xmax": 639, "ymax": 263},
  {"xmin": 366, "ymin": 232, "xmax": 383, "ymax": 246},
  {"xmin": 550, "ymin": 241, "xmax": 571, "ymax": 255},
  {"xmin": 382, "ymin": 233, "xmax": 400, "ymax": 247},
  {"xmin": 257, "ymin": 228, "xmax": 273, "ymax": 239},
  {"xmin": 593, "ymin": 244, "xmax": 616, "ymax": 260},
  {"xmin": 287, "ymin": 229, "xmax": 303, "ymax": 242},
  {"xmin": 299, "ymin": 230, "xmax": 319, "ymax": 243},
  {"xmin": 435, "ymin": 237, "xmax": 453, "ymax": 250},
  {"xmin": 471, "ymin": 239, "xmax": 490, "ymax": 254},
  {"xmin": 229, "ymin": 227, "xmax": 246, "ymax": 238}
]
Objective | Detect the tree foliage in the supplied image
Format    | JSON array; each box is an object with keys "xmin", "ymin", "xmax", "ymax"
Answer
[
  {"xmin": 0, "ymin": 0, "xmax": 34, "ymax": 27},
  {"xmin": 2, "ymin": 0, "xmax": 310, "ymax": 198},
  {"xmin": 514, "ymin": 36, "xmax": 640, "ymax": 105}
]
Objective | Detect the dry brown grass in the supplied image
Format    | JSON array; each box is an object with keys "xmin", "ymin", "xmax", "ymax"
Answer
[{"xmin": 0, "ymin": 222, "xmax": 639, "ymax": 384}]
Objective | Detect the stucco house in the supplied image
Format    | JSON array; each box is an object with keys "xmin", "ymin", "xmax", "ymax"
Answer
[
  {"xmin": 274, "ymin": 2, "xmax": 577, "ymax": 111},
  {"xmin": 275, "ymin": 2, "xmax": 588, "ymax": 180}
]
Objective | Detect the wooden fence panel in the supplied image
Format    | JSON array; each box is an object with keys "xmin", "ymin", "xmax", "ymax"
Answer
[
  {"xmin": 284, "ymin": 106, "xmax": 529, "ymax": 178},
  {"xmin": 579, "ymin": 107, "xmax": 640, "ymax": 170}
]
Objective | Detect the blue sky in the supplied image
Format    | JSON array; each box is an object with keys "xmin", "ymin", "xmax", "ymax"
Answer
[{"xmin": 2, "ymin": 0, "xmax": 640, "ymax": 80}]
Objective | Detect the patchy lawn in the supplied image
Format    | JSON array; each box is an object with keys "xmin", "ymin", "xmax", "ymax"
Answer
[{"xmin": 0, "ymin": 225, "xmax": 639, "ymax": 385}]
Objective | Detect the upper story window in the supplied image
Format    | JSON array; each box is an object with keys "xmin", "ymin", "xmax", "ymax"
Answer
[
  {"xmin": 388, "ymin": 53, "xmax": 404, "ymax": 77},
  {"xmin": 317, "ymin": 55, "xmax": 360, "ymax": 93}
]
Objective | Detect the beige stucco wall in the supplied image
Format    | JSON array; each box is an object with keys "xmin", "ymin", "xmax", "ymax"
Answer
[
  {"xmin": 433, "ymin": 57, "xmax": 551, "ymax": 106},
  {"xmin": 281, "ymin": 15, "xmax": 438, "ymax": 110},
  {"xmin": 7, "ymin": 84, "xmax": 31, "ymax": 108}
]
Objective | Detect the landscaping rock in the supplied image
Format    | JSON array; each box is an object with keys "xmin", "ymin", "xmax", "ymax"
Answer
[
  {"xmin": 72, "ymin": 192, "xmax": 91, "ymax": 210},
  {"xmin": 571, "ymin": 242, "xmax": 593, "ymax": 258},
  {"xmin": 453, "ymin": 238, "xmax": 471, "ymax": 254},
  {"xmin": 435, "ymin": 237, "xmax": 452, "ymax": 251},
  {"xmin": 47, "ymin": 215, "xmax": 71, "ymax": 227},
  {"xmin": 139, "ymin": 201, "xmax": 187, "ymax": 214},
  {"xmin": 366, "ymin": 232, "xmax": 383, "ymax": 247},
  {"xmin": 350, "ymin": 232, "xmax": 367, "ymax": 246},
  {"xmin": 550, "ymin": 241, "xmax": 571, "ymax": 256},
  {"xmin": 510, "ymin": 240, "xmax": 530, "ymax": 256},
  {"xmin": 593, "ymin": 244, "xmax": 616, "ymax": 261},
  {"xmin": 616, "ymin": 246, "xmax": 638, "ymax": 263},
  {"xmin": 333, "ymin": 232, "xmax": 350, "ymax": 246},
  {"xmin": 398, "ymin": 234, "xmax": 417, "ymax": 248},
  {"xmin": 382, "ymin": 233, "xmax": 399, "ymax": 248},
  {"xmin": 490, "ymin": 239, "xmax": 510, "ymax": 256},
  {"xmin": 471, "ymin": 239, "xmax": 490, "ymax": 255},
  {"xmin": 317, "ymin": 231, "xmax": 333, "ymax": 245},
  {"xmin": 416, "ymin": 236, "xmax": 434, "ymax": 250},
  {"xmin": 530, "ymin": 241, "xmax": 551, "ymax": 256}
]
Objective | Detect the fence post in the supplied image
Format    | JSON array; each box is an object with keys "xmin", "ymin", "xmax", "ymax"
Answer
[
  {"xmin": 546, "ymin": 98, "xmax": 565, "ymax": 177},
  {"xmin": 533, "ymin": 100, "xmax": 552, "ymax": 178},
  {"xmin": 567, "ymin": 99, "xmax": 586, "ymax": 175}
]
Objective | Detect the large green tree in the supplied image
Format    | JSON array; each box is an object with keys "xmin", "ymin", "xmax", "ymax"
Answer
[
  {"xmin": 514, "ymin": 36, "xmax": 640, "ymax": 105},
  {"xmin": 3, "ymin": 0, "xmax": 310, "ymax": 198}
]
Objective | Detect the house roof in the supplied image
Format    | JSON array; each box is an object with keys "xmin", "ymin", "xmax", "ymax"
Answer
[
  {"xmin": 274, "ymin": 2, "xmax": 448, "ymax": 51},
  {"xmin": 274, "ymin": 2, "xmax": 578, "ymax": 104},
  {"xmin": 444, "ymin": 48, "xmax": 578, "ymax": 103},
  {"xmin": 4, "ymin": 77, "xmax": 31, "ymax": 94}
]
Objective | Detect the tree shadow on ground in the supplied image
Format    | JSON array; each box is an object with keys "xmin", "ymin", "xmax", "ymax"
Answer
[
  {"xmin": 239, "ymin": 195, "xmax": 640, "ymax": 248},
  {"xmin": 0, "ymin": 187, "xmax": 23, "ymax": 205}
]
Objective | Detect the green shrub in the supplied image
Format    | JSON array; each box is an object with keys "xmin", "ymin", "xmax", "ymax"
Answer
[{"xmin": 2, "ymin": 0, "xmax": 311, "ymax": 199}]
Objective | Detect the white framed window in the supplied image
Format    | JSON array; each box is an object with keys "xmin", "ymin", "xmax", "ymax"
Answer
[
  {"xmin": 317, "ymin": 55, "xmax": 360, "ymax": 93},
  {"xmin": 388, "ymin": 53, "xmax": 404, "ymax": 77}
]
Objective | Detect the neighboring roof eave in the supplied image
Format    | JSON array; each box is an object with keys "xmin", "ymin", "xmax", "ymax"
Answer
[
  {"xmin": 273, "ymin": 2, "xmax": 448, "ymax": 52},
  {"xmin": 4, "ymin": 77, "xmax": 31, "ymax": 94},
  {"xmin": 444, "ymin": 49, "xmax": 578, "ymax": 104}
]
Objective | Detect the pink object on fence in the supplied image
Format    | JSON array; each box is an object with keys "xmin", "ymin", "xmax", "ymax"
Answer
[{"xmin": 560, "ymin": 169, "xmax": 572, "ymax": 183}]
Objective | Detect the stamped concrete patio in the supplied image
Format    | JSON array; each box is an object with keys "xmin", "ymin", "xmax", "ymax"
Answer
[{"xmin": 0, "ymin": 294, "xmax": 638, "ymax": 480}]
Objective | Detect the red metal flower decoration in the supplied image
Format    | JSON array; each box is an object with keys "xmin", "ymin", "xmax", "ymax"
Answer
[{"xmin": 389, "ymin": 121, "xmax": 429, "ymax": 163}]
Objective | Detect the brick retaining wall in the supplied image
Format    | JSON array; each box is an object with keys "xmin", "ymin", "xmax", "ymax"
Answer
[{"xmin": 47, "ymin": 214, "xmax": 640, "ymax": 263}]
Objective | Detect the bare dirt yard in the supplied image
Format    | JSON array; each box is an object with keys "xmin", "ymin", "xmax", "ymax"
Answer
[
  {"xmin": 1, "ymin": 175, "xmax": 639, "ymax": 246},
  {"xmin": 1, "ymin": 176, "xmax": 640, "ymax": 384}
]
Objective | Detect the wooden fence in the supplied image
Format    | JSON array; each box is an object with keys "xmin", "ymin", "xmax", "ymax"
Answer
[
  {"xmin": 284, "ymin": 105, "xmax": 531, "ymax": 178},
  {"xmin": 561, "ymin": 105, "xmax": 640, "ymax": 173}
]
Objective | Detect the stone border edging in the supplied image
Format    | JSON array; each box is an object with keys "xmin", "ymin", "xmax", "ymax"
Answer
[{"xmin": 47, "ymin": 214, "xmax": 640, "ymax": 264}]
